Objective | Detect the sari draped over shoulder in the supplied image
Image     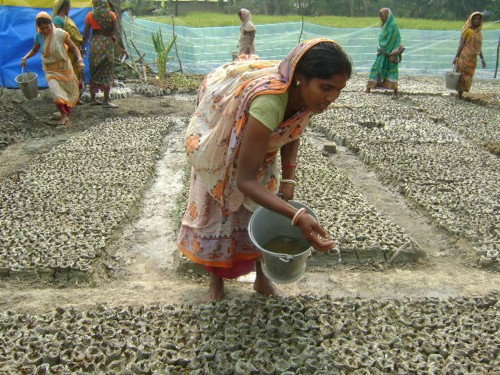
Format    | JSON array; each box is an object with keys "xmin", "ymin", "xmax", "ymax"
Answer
[
  {"xmin": 42, "ymin": 27, "xmax": 80, "ymax": 110},
  {"xmin": 178, "ymin": 38, "xmax": 329, "ymax": 276},
  {"xmin": 367, "ymin": 8, "xmax": 402, "ymax": 90},
  {"xmin": 456, "ymin": 12, "xmax": 483, "ymax": 92},
  {"xmin": 53, "ymin": 0, "xmax": 84, "ymax": 80},
  {"xmin": 92, "ymin": 0, "xmax": 113, "ymax": 31},
  {"xmin": 88, "ymin": 0, "xmax": 116, "ymax": 94}
]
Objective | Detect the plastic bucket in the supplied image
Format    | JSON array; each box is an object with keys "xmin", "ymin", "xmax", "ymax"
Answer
[
  {"xmin": 248, "ymin": 201, "xmax": 318, "ymax": 284},
  {"xmin": 15, "ymin": 72, "xmax": 39, "ymax": 100},
  {"xmin": 445, "ymin": 71, "xmax": 461, "ymax": 90}
]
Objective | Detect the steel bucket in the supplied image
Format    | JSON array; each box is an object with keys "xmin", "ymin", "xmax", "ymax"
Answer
[
  {"xmin": 445, "ymin": 70, "xmax": 461, "ymax": 90},
  {"xmin": 248, "ymin": 201, "xmax": 318, "ymax": 284},
  {"xmin": 15, "ymin": 72, "xmax": 39, "ymax": 100}
]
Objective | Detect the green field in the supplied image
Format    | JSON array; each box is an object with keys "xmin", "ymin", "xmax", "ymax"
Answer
[{"xmin": 143, "ymin": 12, "xmax": 500, "ymax": 30}]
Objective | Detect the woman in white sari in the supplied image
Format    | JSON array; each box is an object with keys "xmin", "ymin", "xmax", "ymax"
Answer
[
  {"xmin": 238, "ymin": 8, "xmax": 256, "ymax": 56},
  {"xmin": 21, "ymin": 12, "xmax": 83, "ymax": 126}
]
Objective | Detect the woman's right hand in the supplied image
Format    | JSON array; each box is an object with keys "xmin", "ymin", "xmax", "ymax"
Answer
[
  {"xmin": 295, "ymin": 212, "xmax": 336, "ymax": 252},
  {"xmin": 21, "ymin": 57, "xmax": 27, "ymax": 68}
]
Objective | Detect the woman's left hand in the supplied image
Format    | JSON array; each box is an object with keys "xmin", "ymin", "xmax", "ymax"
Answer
[
  {"xmin": 78, "ymin": 59, "xmax": 85, "ymax": 69},
  {"xmin": 481, "ymin": 59, "xmax": 486, "ymax": 69}
]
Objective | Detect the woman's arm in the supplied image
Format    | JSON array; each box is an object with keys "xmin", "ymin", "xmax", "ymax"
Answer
[
  {"xmin": 479, "ymin": 51, "xmax": 486, "ymax": 68},
  {"xmin": 237, "ymin": 116, "xmax": 335, "ymax": 251},
  {"xmin": 21, "ymin": 43, "xmax": 40, "ymax": 68},
  {"xmin": 453, "ymin": 37, "xmax": 466, "ymax": 64},
  {"xmin": 279, "ymin": 139, "xmax": 299, "ymax": 201},
  {"xmin": 81, "ymin": 23, "xmax": 91, "ymax": 56}
]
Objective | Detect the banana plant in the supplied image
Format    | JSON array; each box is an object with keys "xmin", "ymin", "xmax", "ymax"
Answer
[{"xmin": 151, "ymin": 28, "xmax": 176, "ymax": 79}]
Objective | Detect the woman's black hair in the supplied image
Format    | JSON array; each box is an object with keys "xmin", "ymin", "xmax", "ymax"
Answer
[
  {"xmin": 61, "ymin": 0, "xmax": 71, "ymax": 10},
  {"xmin": 294, "ymin": 42, "xmax": 352, "ymax": 80},
  {"xmin": 36, "ymin": 17, "xmax": 52, "ymax": 27}
]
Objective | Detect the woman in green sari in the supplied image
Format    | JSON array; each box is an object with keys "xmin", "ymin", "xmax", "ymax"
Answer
[{"xmin": 365, "ymin": 8, "xmax": 404, "ymax": 99}]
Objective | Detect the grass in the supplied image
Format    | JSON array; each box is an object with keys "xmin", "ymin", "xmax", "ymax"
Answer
[{"xmin": 143, "ymin": 12, "xmax": 500, "ymax": 30}]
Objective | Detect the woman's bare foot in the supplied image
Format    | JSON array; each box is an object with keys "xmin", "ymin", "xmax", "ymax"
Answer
[
  {"xmin": 200, "ymin": 273, "xmax": 224, "ymax": 302},
  {"xmin": 365, "ymin": 87, "xmax": 371, "ymax": 93},
  {"xmin": 253, "ymin": 261, "xmax": 285, "ymax": 297},
  {"xmin": 57, "ymin": 115, "xmax": 72, "ymax": 127}
]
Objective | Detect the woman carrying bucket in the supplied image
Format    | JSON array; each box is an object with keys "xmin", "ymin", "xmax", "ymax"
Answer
[
  {"xmin": 453, "ymin": 12, "xmax": 486, "ymax": 99},
  {"xmin": 21, "ymin": 12, "xmax": 83, "ymax": 126},
  {"xmin": 179, "ymin": 39, "xmax": 350, "ymax": 301}
]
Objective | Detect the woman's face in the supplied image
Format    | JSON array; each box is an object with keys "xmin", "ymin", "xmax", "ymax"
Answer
[
  {"xmin": 39, "ymin": 22, "xmax": 53, "ymax": 37},
  {"xmin": 379, "ymin": 11, "xmax": 388, "ymax": 24},
  {"xmin": 471, "ymin": 14, "xmax": 482, "ymax": 28},
  {"xmin": 298, "ymin": 73, "xmax": 349, "ymax": 113}
]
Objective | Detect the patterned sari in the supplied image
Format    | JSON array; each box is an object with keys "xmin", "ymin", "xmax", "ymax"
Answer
[
  {"xmin": 88, "ymin": 0, "xmax": 115, "ymax": 94},
  {"xmin": 37, "ymin": 13, "xmax": 79, "ymax": 113},
  {"xmin": 178, "ymin": 39, "xmax": 329, "ymax": 278},
  {"xmin": 367, "ymin": 8, "xmax": 402, "ymax": 90},
  {"xmin": 456, "ymin": 12, "xmax": 483, "ymax": 92}
]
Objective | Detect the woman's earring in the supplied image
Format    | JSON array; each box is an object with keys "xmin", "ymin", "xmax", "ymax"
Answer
[{"xmin": 296, "ymin": 81, "xmax": 301, "ymax": 87}]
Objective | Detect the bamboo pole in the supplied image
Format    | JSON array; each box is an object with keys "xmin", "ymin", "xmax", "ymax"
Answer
[{"xmin": 494, "ymin": 36, "xmax": 499, "ymax": 78}]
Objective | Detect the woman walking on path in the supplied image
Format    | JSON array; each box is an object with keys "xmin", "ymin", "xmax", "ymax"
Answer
[
  {"xmin": 53, "ymin": 0, "xmax": 84, "ymax": 98},
  {"xmin": 21, "ymin": 12, "xmax": 83, "ymax": 126},
  {"xmin": 365, "ymin": 8, "xmax": 404, "ymax": 99},
  {"xmin": 453, "ymin": 12, "xmax": 486, "ymax": 99},
  {"xmin": 178, "ymin": 38, "xmax": 351, "ymax": 301},
  {"xmin": 238, "ymin": 8, "xmax": 256, "ymax": 56},
  {"xmin": 81, "ymin": 0, "xmax": 127, "ymax": 107}
]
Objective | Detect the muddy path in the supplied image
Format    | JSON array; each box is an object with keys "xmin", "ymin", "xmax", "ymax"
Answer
[{"xmin": 1, "ymin": 88, "xmax": 498, "ymax": 314}]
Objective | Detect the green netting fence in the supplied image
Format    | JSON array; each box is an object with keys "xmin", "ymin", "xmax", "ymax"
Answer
[{"xmin": 122, "ymin": 12, "xmax": 499, "ymax": 79}]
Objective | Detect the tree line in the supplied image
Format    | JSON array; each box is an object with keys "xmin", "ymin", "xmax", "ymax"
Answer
[
  {"xmin": 224, "ymin": 0, "xmax": 500, "ymax": 20},
  {"xmin": 125, "ymin": 0, "xmax": 500, "ymax": 21}
]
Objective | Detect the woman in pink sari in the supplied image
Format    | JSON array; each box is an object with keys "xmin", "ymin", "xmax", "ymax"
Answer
[
  {"xmin": 179, "ymin": 39, "xmax": 352, "ymax": 301},
  {"xmin": 453, "ymin": 12, "xmax": 486, "ymax": 99}
]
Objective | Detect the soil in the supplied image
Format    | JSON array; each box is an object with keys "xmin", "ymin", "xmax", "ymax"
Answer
[{"xmin": 0, "ymin": 81, "xmax": 498, "ymax": 315}]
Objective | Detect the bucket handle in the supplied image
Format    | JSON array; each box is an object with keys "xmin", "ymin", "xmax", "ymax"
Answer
[{"xmin": 278, "ymin": 254, "xmax": 294, "ymax": 262}]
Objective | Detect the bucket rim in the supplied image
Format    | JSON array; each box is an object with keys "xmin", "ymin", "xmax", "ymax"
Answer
[
  {"xmin": 15, "ymin": 72, "xmax": 38, "ymax": 83},
  {"xmin": 248, "ymin": 200, "xmax": 317, "ymax": 260}
]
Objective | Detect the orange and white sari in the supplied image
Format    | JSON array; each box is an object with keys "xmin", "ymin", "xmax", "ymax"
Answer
[
  {"xmin": 40, "ymin": 21, "xmax": 79, "ymax": 112},
  {"xmin": 178, "ymin": 39, "xmax": 329, "ymax": 278}
]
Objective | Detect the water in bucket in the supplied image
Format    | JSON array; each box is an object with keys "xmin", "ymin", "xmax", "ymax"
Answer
[
  {"xmin": 263, "ymin": 235, "xmax": 309, "ymax": 255},
  {"xmin": 248, "ymin": 201, "xmax": 318, "ymax": 283}
]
